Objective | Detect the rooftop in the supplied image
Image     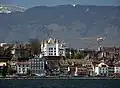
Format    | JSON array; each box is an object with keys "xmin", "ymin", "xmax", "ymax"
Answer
[{"xmin": 16, "ymin": 61, "xmax": 30, "ymax": 65}]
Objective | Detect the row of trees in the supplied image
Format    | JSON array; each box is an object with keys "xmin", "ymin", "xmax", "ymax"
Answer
[
  {"xmin": 66, "ymin": 48, "xmax": 86, "ymax": 59},
  {"xmin": 71, "ymin": 52, "xmax": 85, "ymax": 59}
]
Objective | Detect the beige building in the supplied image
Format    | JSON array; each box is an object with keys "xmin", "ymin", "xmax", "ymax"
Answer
[{"xmin": 0, "ymin": 62, "xmax": 7, "ymax": 66}]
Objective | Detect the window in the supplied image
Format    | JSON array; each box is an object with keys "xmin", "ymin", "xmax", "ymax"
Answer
[
  {"xmin": 54, "ymin": 53, "xmax": 56, "ymax": 55},
  {"xmin": 49, "ymin": 48, "xmax": 53, "ymax": 50},
  {"xmin": 39, "ymin": 66, "xmax": 41, "ymax": 69},
  {"xmin": 23, "ymin": 68, "xmax": 25, "ymax": 70},
  {"xmin": 37, "ymin": 59, "xmax": 39, "ymax": 62},
  {"xmin": 49, "ymin": 47, "xmax": 54, "ymax": 53},
  {"xmin": 23, "ymin": 70, "xmax": 25, "ymax": 73},
  {"xmin": 49, "ymin": 53, "xmax": 53, "ymax": 55},
  {"xmin": 41, "ymin": 66, "xmax": 44, "ymax": 69}
]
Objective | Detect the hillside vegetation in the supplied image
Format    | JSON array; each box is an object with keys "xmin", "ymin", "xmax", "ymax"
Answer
[{"xmin": 0, "ymin": 5, "xmax": 120, "ymax": 48}]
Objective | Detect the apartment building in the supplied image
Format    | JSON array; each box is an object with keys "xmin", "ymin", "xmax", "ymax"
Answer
[
  {"xmin": 94, "ymin": 62, "xmax": 109, "ymax": 76},
  {"xmin": 16, "ymin": 61, "xmax": 30, "ymax": 75},
  {"xmin": 29, "ymin": 56, "xmax": 46, "ymax": 76},
  {"xmin": 114, "ymin": 61, "xmax": 120, "ymax": 74}
]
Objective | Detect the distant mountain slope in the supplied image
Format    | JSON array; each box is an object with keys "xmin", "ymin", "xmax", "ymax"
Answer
[{"xmin": 0, "ymin": 5, "xmax": 120, "ymax": 48}]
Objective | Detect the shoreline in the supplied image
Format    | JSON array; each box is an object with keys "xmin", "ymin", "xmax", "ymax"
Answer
[{"xmin": 0, "ymin": 76, "xmax": 120, "ymax": 80}]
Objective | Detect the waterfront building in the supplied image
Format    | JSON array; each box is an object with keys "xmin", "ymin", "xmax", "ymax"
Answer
[
  {"xmin": 0, "ymin": 62, "xmax": 7, "ymax": 76},
  {"xmin": 41, "ymin": 38, "xmax": 67, "ymax": 57},
  {"xmin": 40, "ymin": 38, "xmax": 68, "ymax": 73},
  {"xmin": 0, "ymin": 62, "xmax": 7, "ymax": 70},
  {"xmin": 59, "ymin": 63, "xmax": 69, "ymax": 75},
  {"xmin": 66, "ymin": 59, "xmax": 93, "ymax": 76},
  {"xmin": 108, "ymin": 65, "xmax": 114, "ymax": 76},
  {"xmin": 16, "ymin": 61, "xmax": 30, "ymax": 75},
  {"xmin": 9, "ymin": 54, "xmax": 18, "ymax": 71},
  {"xmin": 114, "ymin": 61, "xmax": 120, "ymax": 75},
  {"xmin": 94, "ymin": 62, "xmax": 108, "ymax": 76},
  {"xmin": 9, "ymin": 61, "xmax": 17, "ymax": 71},
  {"xmin": 29, "ymin": 56, "xmax": 46, "ymax": 76}
]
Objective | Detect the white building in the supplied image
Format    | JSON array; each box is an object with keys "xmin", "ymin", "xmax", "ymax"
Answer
[
  {"xmin": 0, "ymin": 43, "xmax": 7, "ymax": 47},
  {"xmin": 41, "ymin": 38, "xmax": 67, "ymax": 57},
  {"xmin": 94, "ymin": 62, "xmax": 108, "ymax": 76},
  {"xmin": 108, "ymin": 65, "xmax": 114, "ymax": 76},
  {"xmin": 29, "ymin": 56, "xmax": 46, "ymax": 76},
  {"xmin": 114, "ymin": 61, "xmax": 120, "ymax": 74},
  {"xmin": 16, "ymin": 61, "xmax": 30, "ymax": 75}
]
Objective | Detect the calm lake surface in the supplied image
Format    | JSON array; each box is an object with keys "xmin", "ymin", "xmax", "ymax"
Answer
[{"xmin": 0, "ymin": 79, "xmax": 120, "ymax": 88}]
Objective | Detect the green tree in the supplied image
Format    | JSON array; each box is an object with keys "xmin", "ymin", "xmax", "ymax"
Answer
[
  {"xmin": 7, "ymin": 67, "xmax": 14, "ymax": 75},
  {"xmin": 73, "ymin": 52, "xmax": 85, "ymax": 59},
  {"xmin": 2, "ymin": 64, "xmax": 7, "ymax": 77},
  {"xmin": 29, "ymin": 38, "xmax": 41, "ymax": 55}
]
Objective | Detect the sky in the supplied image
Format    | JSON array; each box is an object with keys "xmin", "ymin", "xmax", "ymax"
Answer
[{"xmin": 0, "ymin": 0, "xmax": 120, "ymax": 8}]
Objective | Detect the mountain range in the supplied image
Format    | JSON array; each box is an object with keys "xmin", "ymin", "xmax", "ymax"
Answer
[{"xmin": 0, "ymin": 4, "xmax": 120, "ymax": 48}]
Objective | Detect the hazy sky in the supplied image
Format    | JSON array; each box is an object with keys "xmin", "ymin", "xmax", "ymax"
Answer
[{"xmin": 0, "ymin": 0, "xmax": 120, "ymax": 8}]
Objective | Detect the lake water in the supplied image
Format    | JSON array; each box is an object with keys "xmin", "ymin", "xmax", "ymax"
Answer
[{"xmin": 0, "ymin": 79, "xmax": 120, "ymax": 88}]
